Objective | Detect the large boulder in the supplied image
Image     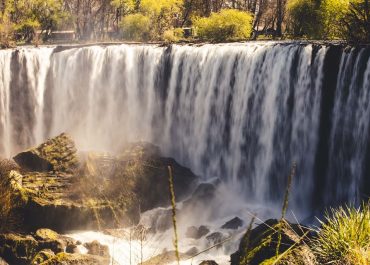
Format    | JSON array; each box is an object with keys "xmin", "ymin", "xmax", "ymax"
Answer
[
  {"xmin": 8, "ymin": 136, "xmax": 198, "ymax": 232},
  {"xmin": 13, "ymin": 133, "xmax": 78, "ymax": 173},
  {"xmin": 185, "ymin": 225, "xmax": 210, "ymax": 239},
  {"xmin": 39, "ymin": 253, "xmax": 109, "ymax": 265},
  {"xmin": 0, "ymin": 230, "xmax": 109, "ymax": 265},
  {"xmin": 0, "ymin": 233, "xmax": 38, "ymax": 265},
  {"xmin": 230, "ymin": 219, "xmax": 316, "ymax": 265},
  {"xmin": 221, "ymin": 217, "xmax": 243, "ymax": 230}
]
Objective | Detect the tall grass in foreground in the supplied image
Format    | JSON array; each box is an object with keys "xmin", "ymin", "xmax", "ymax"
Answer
[
  {"xmin": 313, "ymin": 203, "xmax": 370, "ymax": 265},
  {"xmin": 168, "ymin": 166, "xmax": 180, "ymax": 265}
]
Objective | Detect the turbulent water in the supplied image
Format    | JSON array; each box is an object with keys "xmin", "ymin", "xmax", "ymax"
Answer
[{"xmin": 1, "ymin": 42, "xmax": 370, "ymax": 215}]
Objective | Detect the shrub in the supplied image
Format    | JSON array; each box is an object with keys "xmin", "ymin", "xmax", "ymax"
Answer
[
  {"xmin": 313, "ymin": 204, "xmax": 370, "ymax": 265},
  {"xmin": 341, "ymin": 0, "xmax": 370, "ymax": 43},
  {"xmin": 193, "ymin": 9, "xmax": 253, "ymax": 41},
  {"xmin": 0, "ymin": 159, "xmax": 20, "ymax": 233},
  {"xmin": 163, "ymin": 28, "xmax": 184, "ymax": 42},
  {"xmin": 120, "ymin": 14, "xmax": 151, "ymax": 41},
  {"xmin": 286, "ymin": 0, "xmax": 322, "ymax": 38}
]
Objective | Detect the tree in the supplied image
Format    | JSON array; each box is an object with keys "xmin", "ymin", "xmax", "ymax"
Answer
[
  {"xmin": 342, "ymin": 0, "xmax": 370, "ymax": 43},
  {"xmin": 286, "ymin": 0, "xmax": 321, "ymax": 38},
  {"xmin": 194, "ymin": 9, "xmax": 253, "ymax": 41},
  {"xmin": 139, "ymin": 0, "xmax": 183, "ymax": 37},
  {"xmin": 120, "ymin": 13, "xmax": 150, "ymax": 40}
]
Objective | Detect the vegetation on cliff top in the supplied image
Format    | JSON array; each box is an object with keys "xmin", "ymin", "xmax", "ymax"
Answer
[{"xmin": 0, "ymin": 0, "xmax": 369, "ymax": 47}]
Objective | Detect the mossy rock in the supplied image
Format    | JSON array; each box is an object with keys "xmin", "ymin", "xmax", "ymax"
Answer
[
  {"xmin": 13, "ymin": 133, "xmax": 78, "ymax": 173},
  {"xmin": 31, "ymin": 249, "xmax": 55, "ymax": 264},
  {"xmin": 230, "ymin": 219, "xmax": 315, "ymax": 265},
  {"xmin": 0, "ymin": 233, "xmax": 38, "ymax": 265},
  {"xmin": 39, "ymin": 252, "xmax": 109, "ymax": 265}
]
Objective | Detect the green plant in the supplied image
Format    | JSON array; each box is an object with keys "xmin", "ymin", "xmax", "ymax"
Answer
[
  {"xmin": 120, "ymin": 13, "xmax": 151, "ymax": 41},
  {"xmin": 168, "ymin": 166, "xmax": 180, "ymax": 265},
  {"xmin": 313, "ymin": 203, "xmax": 370, "ymax": 265},
  {"xmin": 193, "ymin": 9, "xmax": 253, "ymax": 41}
]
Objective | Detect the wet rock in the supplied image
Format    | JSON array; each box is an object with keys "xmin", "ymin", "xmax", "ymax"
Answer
[
  {"xmin": 183, "ymin": 183, "xmax": 216, "ymax": 210},
  {"xmin": 34, "ymin": 228, "xmax": 72, "ymax": 254},
  {"xmin": 199, "ymin": 261, "xmax": 218, "ymax": 265},
  {"xmin": 206, "ymin": 232, "xmax": 226, "ymax": 246},
  {"xmin": 40, "ymin": 252, "xmax": 109, "ymax": 265},
  {"xmin": 31, "ymin": 249, "xmax": 55, "ymax": 264},
  {"xmin": 66, "ymin": 243, "xmax": 79, "ymax": 254},
  {"xmin": 221, "ymin": 217, "xmax": 243, "ymax": 230},
  {"xmin": 185, "ymin": 247, "xmax": 198, "ymax": 256},
  {"xmin": 83, "ymin": 240, "xmax": 109, "ymax": 258},
  {"xmin": 141, "ymin": 250, "xmax": 190, "ymax": 265},
  {"xmin": 185, "ymin": 225, "xmax": 210, "ymax": 239},
  {"xmin": 9, "ymin": 136, "xmax": 197, "ymax": 232},
  {"xmin": 13, "ymin": 133, "xmax": 78, "ymax": 173},
  {"xmin": 0, "ymin": 233, "xmax": 38, "ymax": 265},
  {"xmin": 230, "ymin": 219, "xmax": 315, "ymax": 265}
]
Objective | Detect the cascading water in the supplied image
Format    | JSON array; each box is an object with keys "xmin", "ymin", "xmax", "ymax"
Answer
[{"xmin": 0, "ymin": 42, "xmax": 370, "ymax": 264}]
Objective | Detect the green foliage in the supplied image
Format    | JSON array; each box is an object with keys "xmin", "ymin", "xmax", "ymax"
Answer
[
  {"xmin": 120, "ymin": 13, "xmax": 150, "ymax": 41},
  {"xmin": 140, "ymin": 0, "xmax": 183, "ymax": 38},
  {"xmin": 287, "ymin": 0, "xmax": 321, "ymax": 38},
  {"xmin": 342, "ymin": 0, "xmax": 370, "ymax": 43},
  {"xmin": 2, "ymin": 0, "xmax": 67, "ymax": 43},
  {"xmin": 320, "ymin": 0, "xmax": 349, "ymax": 39},
  {"xmin": 163, "ymin": 28, "xmax": 184, "ymax": 42},
  {"xmin": 194, "ymin": 9, "xmax": 253, "ymax": 41},
  {"xmin": 313, "ymin": 204, "xmax": 370, "ymax": 265}
]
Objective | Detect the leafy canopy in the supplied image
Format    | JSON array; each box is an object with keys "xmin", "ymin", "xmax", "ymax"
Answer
[{"xmin": 194, "ymin": 9, "xmax": 253, "ymax": 41}]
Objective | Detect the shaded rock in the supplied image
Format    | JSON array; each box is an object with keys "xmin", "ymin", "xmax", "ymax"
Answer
[
  {"xmin": 0, "ymin": 233, "xmax": 38, "ymax": 265},
  {"xmin": 199, "ymin": 261, "xmax": 218, "ymax": 265},
  {"xmin": 34, "ymin": 228, "xmax": 72, "ymax": 254},
  {"xmin": 10, "ymin": 136, "xmax": 197, "ymax": 232},
  {"xmin": 39, "ymin": 252, "xmax": 109, "ymax": 265},
  {"xmin": 221, "ymin": 217, "xmax": 243, "ymax": 230},
  {"xmin": 230, "ymin": 219, "xmax": 316, "ymax": 265},
  {"xmin": 141, "ymin": 250, "xmax": 190, "ymax": 265},
  {"xmin": 185, "ymin": 247, "xmax": 198, "ymax": 256},
  {"xmin": 183, "ymin": 183, "xmax": 216, "ymax": 210},
  {"xmin": 206, "ymin": 232, "xmax": 226, "ymax": 246},
  {"xmin": 185, "ymin": 225, "xmax": 210, "ymax": 239},
  {"xmin": 31, "ymin": 249, "xmax": 55, "ymax": 264},
  {"xmin": 13, "ymin": 133, "xmax": 78, "ymax": 173},
  {"xmin": 83, "ymin": 240, "xmax": 109, "ymax": 258},
  {"xmin": 66, "ymin": 243, "xmax": 79, "ymax": 254}
]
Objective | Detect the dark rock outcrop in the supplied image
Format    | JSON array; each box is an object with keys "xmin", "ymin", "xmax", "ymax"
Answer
[
  {"xmin": 13, "ymin": 133, "xmax": 78, "ymax": 173},
  {"xmin": 83, "ymin": 240, "xmax": 109, "ymax": 258},
  {"xmin": 0, "ymin": 230, "xmax": 110, "ymax": 265},
  {"xmin": 185, "ymin": 225, "xmax": 210, "ymax": 239},
  {"xmin": 199, "ymin": 261, "xmax": 219, "ymax": 265},
  {"xmin": 6, "ymin": 135, "xmax": 198, "ymax": 232},
  {"xmin": 206, "ymin": 232, "xmax": 227, "ymax": 246},
  {"xmin": 221, "ymin": 217, "xmax": 243, "ymax": 230},
  {"xmin": 230, "ymin": 219, "xmax": 316, "ymax": 265}
]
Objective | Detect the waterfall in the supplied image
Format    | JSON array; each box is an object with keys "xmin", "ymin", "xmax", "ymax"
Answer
[{"xmin": 0, "ymin": 42, "xmax": 369, "ymax": 214}]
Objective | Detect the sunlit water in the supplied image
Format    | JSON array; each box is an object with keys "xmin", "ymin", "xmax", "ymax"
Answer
[{"xmin": 0, "ymin": 42, "xmax": 370, "ymax": 263}]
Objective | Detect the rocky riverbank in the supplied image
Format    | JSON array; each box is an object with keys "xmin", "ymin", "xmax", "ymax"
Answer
[{"xmin": 0, "ymin": 133, "xmax": 198, "ymax": 264}]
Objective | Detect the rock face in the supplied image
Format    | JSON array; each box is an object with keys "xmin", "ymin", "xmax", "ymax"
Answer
[
  {"xmin": 13, "ymin": 133, "xmax": 78, "ymax": 173},
  {"xmin": 6, "ymin": 135, "xmax": 198, "ymax": 232},
  {"xmin": 0, "ymin": 230, "xmax": 109, "ymax": 265},
  {"xmin": 221, "ymin": 217, "xmax": 243, "ymax": 230},
  {"xmin": 230, "ymin": 219, "xmax": 316, "ymax": 265},
  {"xmin": 186, "ymin": 225, "xmax": 210, "ymax": 239},
  {"xmin": 199, "ymin": 261, "xmax": 219, "ymax": 265}
]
